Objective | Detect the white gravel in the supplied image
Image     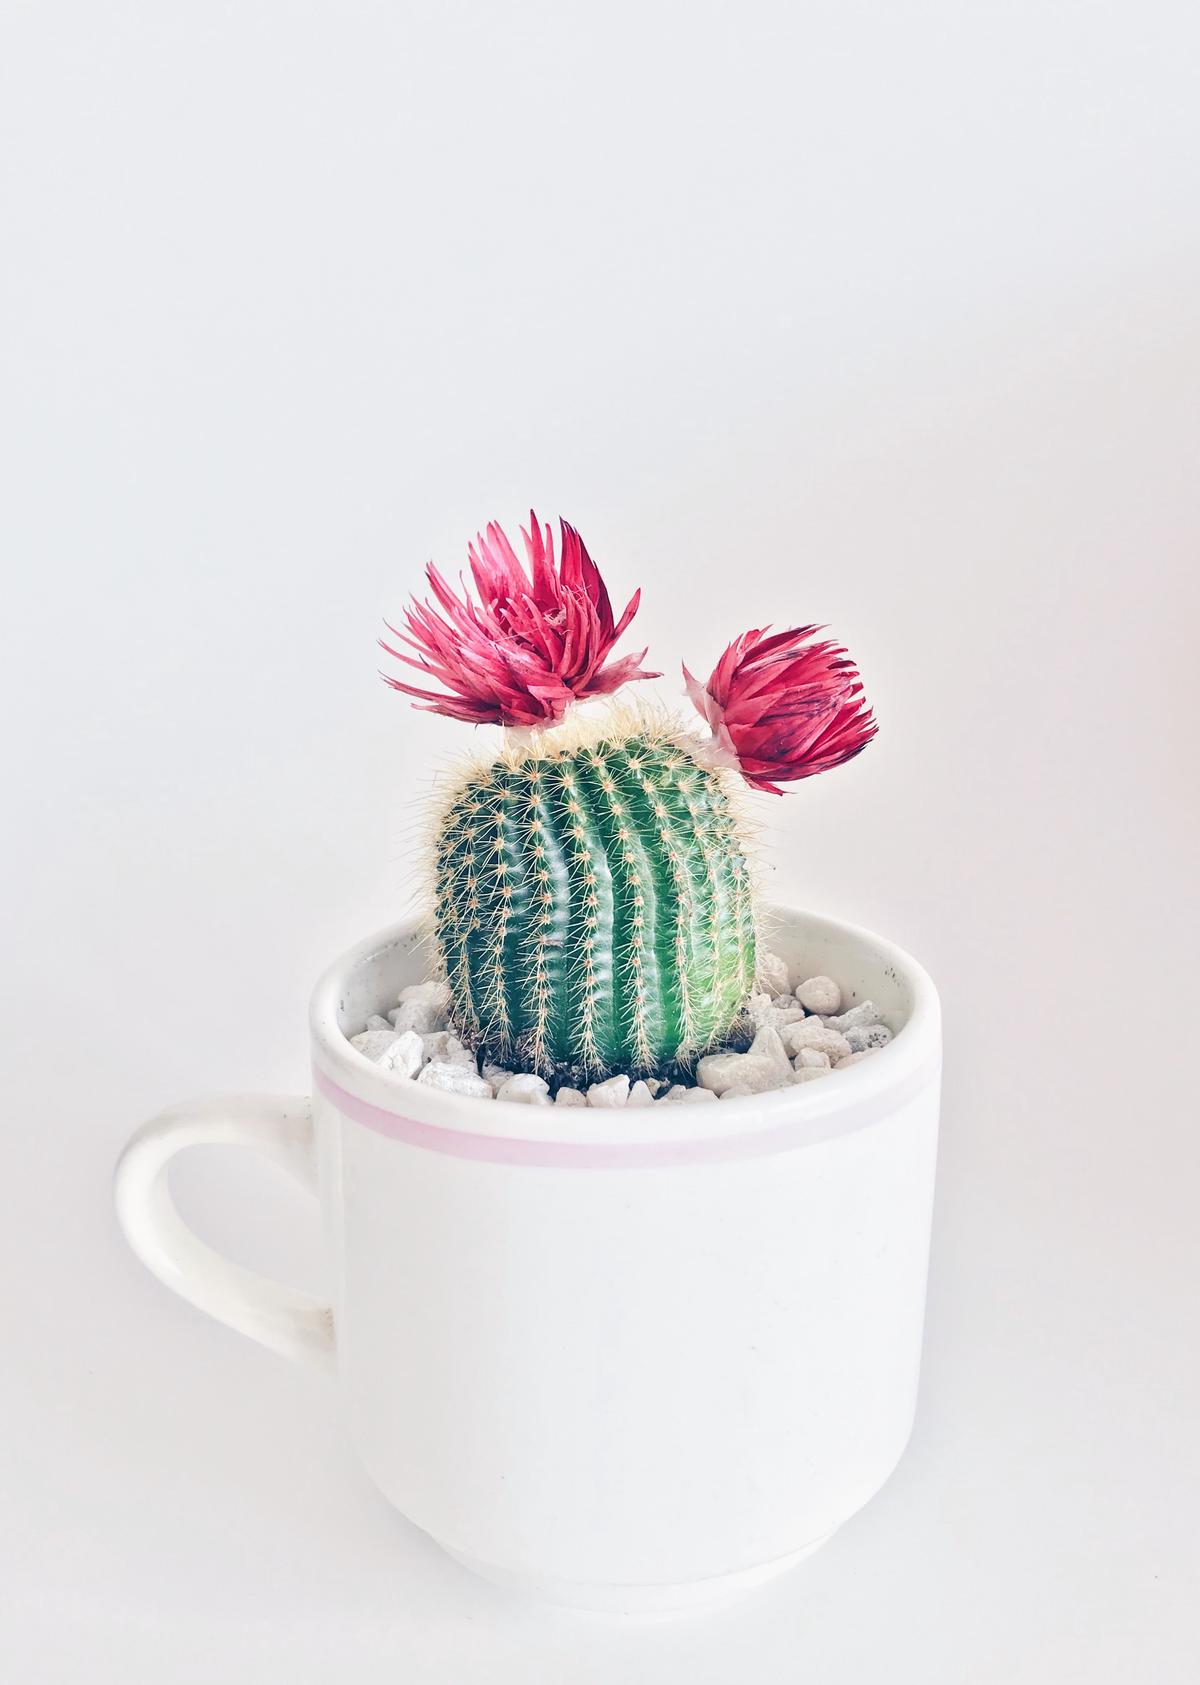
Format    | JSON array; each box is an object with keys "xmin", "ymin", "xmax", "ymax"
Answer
[
  {"xmin": 346, "ymin": 950, "xmax": 895, "ymax": 1107},
  {"xmin": 795, "ymin": 974, "xmax": 842, "ymax": 1015},
  {"xmin": 824, "ymin": 1000, "xmax": 884, "ymax": 1034},
  {"xmin": 416, "ymin": 1059, "xmax": 492, "ymax": 1098},
  {"xmin": 587, "ymin": 1074, "xmax": 631, "ymax": 1108},
  {"xmin": 783, "ymin": 1019, "xmax": 853, "ymax": 1063},
  {"xmin": 796, "ymin": 1047, "xmax": 831, "ymax": 1069},
  {"xmin": 494, "ymin": 1073, "xmax": 552, "ymax": 1105},
  {"xmin": 380, "ymin": 1029, "xmax": 424, "ymax": 1078}
]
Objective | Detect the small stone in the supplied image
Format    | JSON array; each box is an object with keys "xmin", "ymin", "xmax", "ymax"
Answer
[
  {"xmin": 366, "ymin": 1014, "xmax": 395, "ymax": 1033},
  {"xmin": 421, "ymin": 1033, "xmax": 471, "ymax": 1064},
  {"xmin": 627, "ymin": 1080, "xmax": 655, "ymax": 1107},
  {"xmin": 696, "ymin": 1052, "xmax": 750, "ymax": 1095},
  {"xmin": 834, "ymin": 1050, "xmax": 876, "ymax": 1069},
  {"xmin": 783, "ymin": 1019, "xmax": 853, "ymax": 1063},
  {"xmin": 482, "ymin": 1063, "xmax": 515, "ymax": 1094},
  {"xmin": 791, "ymin": 1065, "xmax": 830, "ymax": 1083},
  {"xmin": 656, "ymin": 1084, "xmax": 692, "ymax": 1103},
  {"xmin": 750, "ymin": 999, "xmax": 807, "ymax": 1036},
  {"xmin": 416, "ymin": 1059, "xmax": 493, "ymax": 1098},
  {"xmin": 389, "ymin": 998, "xmax": 447, "ymax": 1035},
  {"xmin": 554, "ymin": 1086, "xmax": 587, "ymax": 1107},
  {"xmin": 795, "ymin": 975, "xmax": 842, "ymax": 1015},
  {"xmin": 748, "ymin": 1024, "xmax": 792, "ymax": 1076},
  {"xmin": 845, "ymin": 1023, "xmax": 893, "ymax": 1053},
  {"xmin": 587, "ymin": 1075, "xmax": 631, "ymax": 1108},
  {"xmin": 757, "ymin": 951, "xmax": 791, "ymax": 996},
  {"xmin": 678, "ymin": 1086, "xmax": 717, "ymax": 1104},
  {"xmin": 350, "ymin": 1030, "xmax": 403, "ymax": 1062},
  {"xmin": 398, "ymin": 980, "xmax": 451, "ymax": 1010},
  {"xmin": 697, "ymin": 1052, "xmax": 784, "ymax": 1096},
  {"xmin": 379, "ymin": 1029, "xmax": 424, "ymax": 1078},
  {"xmin": 825, "ymin": 1000, "xmax": 884, "ymax": 1034},
  {"xmin": 643, "ymin": 1078, "xmax": 666, "ymax": 1097},
  {"xmin": 795, "ymin": 1047, "xmax": 831, "ymax": 1069},
  {"xmin": 495, "ymin": 1073, "xmax": 552, "ymax": 1105}
]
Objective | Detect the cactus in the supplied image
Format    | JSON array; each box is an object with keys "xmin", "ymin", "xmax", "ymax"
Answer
[
  {"xmin": 383, "ymin": 512, "xmax": 875, "ymax": 1092},
  {"xmin": 432, "ymin": 722, "xmax": 756, "ymax": 1081}
]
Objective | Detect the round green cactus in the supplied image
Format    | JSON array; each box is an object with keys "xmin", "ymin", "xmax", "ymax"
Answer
[{"xmin": 433, "ymin": 722, "xmax": 757, "ymax": 1082}]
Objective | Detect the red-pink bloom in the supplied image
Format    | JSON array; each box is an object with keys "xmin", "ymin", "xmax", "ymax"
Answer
[
  {"xmin": 683, "ymin": 626, "xmax": 876, "ymax": 795},
  {"xmin": 381, "ymin": 515, "xmax": 659, "ymax": 727}
]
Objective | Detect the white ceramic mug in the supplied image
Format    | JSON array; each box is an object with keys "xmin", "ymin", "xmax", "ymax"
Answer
[{"xmin": 115, "ymin": 904, "xmax": 941, "ymax": 1613}]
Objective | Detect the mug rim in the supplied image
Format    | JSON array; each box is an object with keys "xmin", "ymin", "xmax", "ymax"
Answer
[{"xmin": 309, "ymin": 903, "xmax": 941, "ymax": 1157}]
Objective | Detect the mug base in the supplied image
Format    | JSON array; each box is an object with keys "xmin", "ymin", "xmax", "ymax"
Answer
[{"xmin": 440, "ymin": 1530, "xmax": 837, "ymax": 1615}]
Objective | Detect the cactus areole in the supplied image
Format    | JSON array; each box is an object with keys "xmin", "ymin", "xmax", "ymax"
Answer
[{"xmin": 384, "ymin": 513, "xmax": 877, "ymax": 1087}]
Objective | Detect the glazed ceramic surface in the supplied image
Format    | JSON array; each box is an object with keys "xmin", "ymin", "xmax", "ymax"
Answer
[{"xmin": 115, "ymin": 904, "xmax": 941, "ymax": 1613}]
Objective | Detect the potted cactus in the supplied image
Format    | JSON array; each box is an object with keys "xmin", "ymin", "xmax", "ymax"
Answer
[
  {"xmin": 114, "ymin": 510, "xmax": 941, "ymax": 1615},
  {"xmin": 378, "ymin": 513, "xmax": 877, "ymax": 1099}
]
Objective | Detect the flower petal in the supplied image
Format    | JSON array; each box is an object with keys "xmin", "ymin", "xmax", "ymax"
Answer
[
  {"xmin": 684, "ymin": 626, "xmax": 876, "ymax": 791},
  {"xmin": 382, "ymin": 514, "xmax": 654, "ymax": 726}
]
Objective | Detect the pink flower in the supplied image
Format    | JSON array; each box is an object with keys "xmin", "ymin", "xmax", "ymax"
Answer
[
  {"xmin": 381, "ymin": 514, "xmax": 659, "ymax": 727},
  {"xmin": 683, "ymin": 626, "xmax": 876, "ymax": 795}
]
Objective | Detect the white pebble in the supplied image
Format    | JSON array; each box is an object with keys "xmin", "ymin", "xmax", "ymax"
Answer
[
  {"xmin": 482, "ymin": 1063, "xmax": 514, "ymax": 1094},
  {"xmin": 495, "ymin": 1073, "xmax": 552, "ymax": 1105},
  {"xmin": 795, "ymin": 975, "xmax": 842, "ymax": 1015},
  {"xmin": 587, "ymin": 1074, "xmax": 631, "ymax": 1108},
  {"xmin": 748, "ymin": 1024, "xmax": 793, "ymax": 1076},
  {"xmin": 749, "ymin": 993, "xmax": 806, "ymax": 1035},
  {"xmin": 678, "ymin": 1086, "xmax": 717, "ymax": 1104},
  {"xmin": 416, "ymin": 1059, "xmax": 493, "ymax": 1098},
  {"xmin": 379, "ymin": 1029, "xmax": 424, "ymax": 1078},
  {"xmin": 390, "ymin": 998, "xmax": 448, "ymax": 1035},
  {"xmin": 795, "ymin": 1047, "xmax": 831, "ymax": 1069},
  {"xmin": 696, "ymin": 1052, "xmax": 751, "ymax": 1095},
  {"xmin": 697, "ymin": 1052, "xmax": 785, "ymax": 1096},
  {"xmin": 627, "ymin": 1080, "xmax": 655, "ymax": 1107},
  {"xmin": 398, "ymin": 980, "xmax": 451, "ymax": 1010},
  {"xmin": 757, "ymin": 951, "xmax": 791, "ymax": 996},
  {"xmin": 791, "ymin": 1065, "xmax": 830, "ymax": 1083},
  {"xmin": 783, "ymin": 1019, "xmax": 853, "ymax": 1063},
  {"xmin": 825, "ymin": 1000, "xmax": 884, "ymax": 1034},
  {"xmin": 554, "ymin": 1086, "xmax": 587, "ymax": 1107},
  {"xmin": 845, "ymin": 1023, "xmax": 893, "ymax": 1053},
  {"xmin": 365, "ymin": 1014, "xmax": 395, "ymax": 1033},
  {"xmin": 834, "ymin": 1050, "xmax": 876, "ymax": 1069},
  {"xmin": 350, "ymin": 1030, "xmax": 403, "ymax": 1063}
]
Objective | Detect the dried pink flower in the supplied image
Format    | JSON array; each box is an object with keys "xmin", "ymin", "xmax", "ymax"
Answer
[
  {"xmin": 683, "ymin": 625, "xmax": 876, "ymax": 795},
  {"xmin": 381, "ymin": 515, "xmax": 658, "ymax": 727}
]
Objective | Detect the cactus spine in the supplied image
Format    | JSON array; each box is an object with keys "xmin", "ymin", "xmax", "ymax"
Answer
[{"xmin": 433, "ymin": 722, "xmax": 756, "ymax": 1082}]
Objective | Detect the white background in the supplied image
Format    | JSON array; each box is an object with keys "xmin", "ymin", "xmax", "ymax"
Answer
[{"xmin": 2, "ymin": 2, "xmax": 1197, "ymax": 1679}]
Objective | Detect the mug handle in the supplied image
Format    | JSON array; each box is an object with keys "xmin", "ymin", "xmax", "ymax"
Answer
[{"xmin": 114, "ymin": 1093, "xmax": 335, "ymax": 1369}]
